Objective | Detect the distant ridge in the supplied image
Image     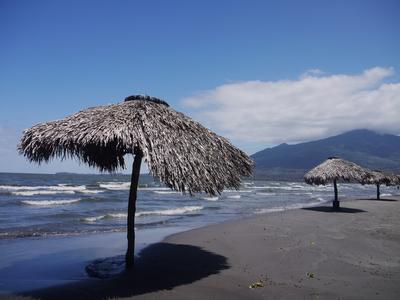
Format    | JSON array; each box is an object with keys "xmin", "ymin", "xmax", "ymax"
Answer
[{"xmin": 251, "ymin": 129, "xmax": 400, "ymax": 180}]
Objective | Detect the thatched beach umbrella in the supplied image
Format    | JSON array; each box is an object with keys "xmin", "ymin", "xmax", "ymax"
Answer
[
  {"xmin": 304, "ymin": 157, "xmax": 370, "ymax": 210},
  {"xmin": 19, "ymin": 95, "xmax": 253, "ymax": 268},
  {"xmin": 362, "ymin": 170, "xmax": 399, "ymax": 200}
]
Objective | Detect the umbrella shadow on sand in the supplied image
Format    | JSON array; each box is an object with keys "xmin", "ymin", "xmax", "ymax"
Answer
[
  {"xmin": 302, "ymin": 206, "xmax": 366, "ymax": 213},
  {"xmin": 22, "ymin": 243, "xmax": 229, "ymax": 300}
]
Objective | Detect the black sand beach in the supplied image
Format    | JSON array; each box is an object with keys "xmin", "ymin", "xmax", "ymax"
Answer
[{"xmin": 4, "ymin": 197, "xmax": 398, "ymax": 300}]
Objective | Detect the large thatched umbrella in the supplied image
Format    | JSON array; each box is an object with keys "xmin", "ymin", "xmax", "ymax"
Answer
[
  {"xmin": 304, "ymin": 157, "xmax": 370, "ymax": 210},
  {"xmin": 362, "ymin": 170, "xmax": 399, "ymax": 200},
  {"xmin": 19, "ymin": 95, "xmax": 253, "ymax": 268}
]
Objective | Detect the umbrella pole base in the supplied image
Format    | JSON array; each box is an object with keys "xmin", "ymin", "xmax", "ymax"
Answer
[
  {"xmin": 333, "ymin": 200, "xmax": 340, "ymax": 211},
  {"xmin": 125, "ymin": 252, "xmax": 134, "ymax": 269}
]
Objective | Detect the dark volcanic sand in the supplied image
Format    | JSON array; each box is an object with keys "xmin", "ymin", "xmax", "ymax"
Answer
[{"xmin": 5, "ymin": 197, "xmax": 400, "ymax": 300}]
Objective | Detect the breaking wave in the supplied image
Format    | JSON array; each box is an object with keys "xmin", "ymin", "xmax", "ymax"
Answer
[
  {"xmin": 13, "ymin": 190, "xmax": 76, "ymax": 196},
  {"xmin": 223, "ymin": 189, "xmax": 253, "ymax": 193},
  {"xmin": 153, "ymin": 190, "xmax": 181, "ymax": 194},
  {"xmin": 1, "ymin": 184, "xmax": 101, "ymax": 196},
  {"xmin": 21, "ymin": 199, "xmax": 82, "ymax": 206},
  {"xmin": 98, "ymin": 182, "xmax": 130, "ymax": 190},
  {"xmin": 82, "ymin": 213, "xmax": 127, "ymax": 223},
  {"xmin": 138, "ymin": 187, "xmax": 170, "ymax": 191},
  {"xmin": 254, "ymin": 197, "xmax": 327, "ymax": 214},
  {"xmin": 136, "ymin": 206, "xmax": 204, "ymax": 217},
  {"xmin": 256, "ymin": 192, "xmax": 277, "ymax": 196},
  {"xmin": 79, "ymin": 189, "xmax": 104, "ymax": 194},
  {"xmin": 227, "ymin": 195, "xmax": 241, "ymax": 199},
  {"xmin": 0, "ymin": 184, "xmax": 86, "ymax": 191},
  {"xmin": 202, "ymin": 196, "xmax": 218, "ymax": 201},
  {"xmin": 82, "ymin": 206, "xmax": 204, "ymax": 223}
]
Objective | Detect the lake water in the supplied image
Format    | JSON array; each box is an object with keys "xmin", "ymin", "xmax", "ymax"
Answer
[{"xmin": 1, "ymin": 172, "xmax": 398, "ymax": 240}]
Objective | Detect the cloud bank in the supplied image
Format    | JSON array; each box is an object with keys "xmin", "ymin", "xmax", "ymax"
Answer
[{"xmin": 182, "ymin": 67, "xmax": 400, "ymax": 152}]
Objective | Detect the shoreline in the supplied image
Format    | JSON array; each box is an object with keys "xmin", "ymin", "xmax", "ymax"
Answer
[
  {"xmin": 0, "ymin": 191, "xmax": 333, "ymax": 293},
  {"xmin": 4, "ymin": 196, "xmax": 398, "ymax": 300},
  {"xmin": 0, "ymin": 226, "xmax": 190, "ymax": 294}
]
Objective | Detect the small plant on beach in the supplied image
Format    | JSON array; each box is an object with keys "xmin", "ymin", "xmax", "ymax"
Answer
[
  {"xmin": 306, "ymin": 272, "xmax": 315, "ymax": 278},
  {"xmin": 249, "ymin": 279, "xmax": 265, "ymax": 289}
]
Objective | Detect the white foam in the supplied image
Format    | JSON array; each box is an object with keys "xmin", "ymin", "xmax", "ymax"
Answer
[
  {"xmin": 203, "ymin": 196, "xmax": 218, "ymax": 201},
  {"xmin": 83, "ymin": 214, "xmax": 128, "ymax": 223},
  {"xmin": 256, "ymin": 192, "xmax": 276, "ymax": 196},
  {"xmin": 138, "ymin": 187, "xmax": 170, "ymax": 191},
  {"xmin": 1, "ymin": 184, "xmax": 88, "ymax": 197},
  {"xmin": 255, "ymin": 198, "xmax": 327, "ymax": 214},
  {"xmin": 53, "ymin": 185, "xmax": 86, "ymax": 191},
  {"xmin": 269, "ymin": 186, "xmax": 307, "ymax": 191},
  {"xmin": 153, "ymin": 190, "xmax": 181, "ymax": 194},
  {"xmin": 223, "ymin": 189, "xmax": 253, "ymax": 193},
  {"xmin": 99, "ymin": 182, "xmax": 130, "ymax": 190},
  {"xmin": 80, "ymin": 189, "xmax": 104, "ymax": 194},
  {"xmin": 381, "ymin": 193, "xmax": 392, "ymax": 197},
  {"xmin": 108, "ymin": 213, "xmax": 128, "ymax": 218},
  {"xmin": 0, "ymin": 185, "xmax": 85, "ymax": 191},
  {"xmin": 255, "ymin": 207, "xmax": 285, "ymax": 214},
  {"xmin": 0, "ymin": 185, "xmax": 42, "ymax": 191},
  {"xmin": 21, "ymin": 199, "xmax": 81, "ymax": 206},
  {"xmin": 82, "ymin": 213, "xmax": 128, "ymax": 223},
  {"xmin": 289, "ymin": 185, "xmax": 305, "ymax": 189},
  {"xmin": 12, "ymin": 190, "xmax": 76, "ymax": 196},
  {"xmin": 227, "ymin": 195, "xmax": 241, "ymax": 199},
  {"xmin": 291, "ymin": 192, "xmax": 313, "ymax": 195},
  {"xmin": 83, "ymin": 206, "xmax": 204, "ymax": 223},
  {"xmin": 83, "ymin": 215, "xmax": 107, "ymax": 222},
  {"xmin": 136, "ymin": 206, "xmax": 203, "ymax": 217}
]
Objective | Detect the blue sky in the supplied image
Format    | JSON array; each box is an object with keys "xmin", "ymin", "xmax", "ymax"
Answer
[{"xmin": 1, "ymin": 0, "xmax": 399, "ymax": 173}]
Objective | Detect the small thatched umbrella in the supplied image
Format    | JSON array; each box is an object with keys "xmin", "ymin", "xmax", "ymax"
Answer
[
  {"xmin": 362, "ymin": 170, "xmax": 399, "ymax": 200},
  {"xmin": 304, "ymin": 157, "xmax": 370, "ymax": 210},
  {"xmin": 19, "ymin": 95, "xmax": 253, "ymax": 268}
]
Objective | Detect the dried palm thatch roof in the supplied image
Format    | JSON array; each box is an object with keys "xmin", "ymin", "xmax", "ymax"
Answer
[
  {"xmin": 19, "ymin": 95, "xmax": 253, "ymax": 195},
  {"xmin": 304, "ymin": 157, "xmax": 370, "ymax": 185},
  {"xmin": 396, "ymin": 175, "xmax": 400, "ymax": 186},
  {"xmin": 362, "ymin": 170, "xmax": 400, "ymax": 186}
]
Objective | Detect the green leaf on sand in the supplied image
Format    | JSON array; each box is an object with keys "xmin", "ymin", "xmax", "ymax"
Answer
[
  {"xmin": 249, "ymin": 280, "xmax": 264, "ymax": 289},
  {"xmin": 306, "ymin": 272, "xmax": 315, "ymax": 278}
]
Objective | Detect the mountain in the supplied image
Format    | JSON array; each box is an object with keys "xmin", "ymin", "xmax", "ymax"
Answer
[{"xmin": 251, "ymin": 129, "xmax": 400, "ymax": 180}]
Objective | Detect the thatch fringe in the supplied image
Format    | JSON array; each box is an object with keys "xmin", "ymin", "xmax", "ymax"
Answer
[
  {"xmin": 362, "ymin": 170, "xmax": 400, "ymax": 186},
  {"xmin": 19, "ymin": 96, "xmax": 253, "ymax": 195}
]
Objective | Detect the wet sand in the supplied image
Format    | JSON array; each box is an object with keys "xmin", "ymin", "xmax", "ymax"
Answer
[
  {"xmin": 6, "ymin": 197, "xmax": 400, "ymax": 300},
  {"xmin": 0, "ymin": 227, "xmax": 186, "ymax": 294}
]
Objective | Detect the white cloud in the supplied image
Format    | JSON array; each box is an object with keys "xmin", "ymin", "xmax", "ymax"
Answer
[{"xmin": 182, "ymin": 67, "xmax": 400, "ymax": 153}]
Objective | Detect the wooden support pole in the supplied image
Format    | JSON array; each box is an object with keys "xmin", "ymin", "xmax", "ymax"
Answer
[
  {"xmin": 125, "ymin": 150, "xmax": 143, "ymax": 269},
  {"xmin": 377, "ymin": 184, "xmax": 380, "ymax": 200},
  {"xmin": 333, "ymin": 179, "xmax": 340, "ymax": 210}
]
